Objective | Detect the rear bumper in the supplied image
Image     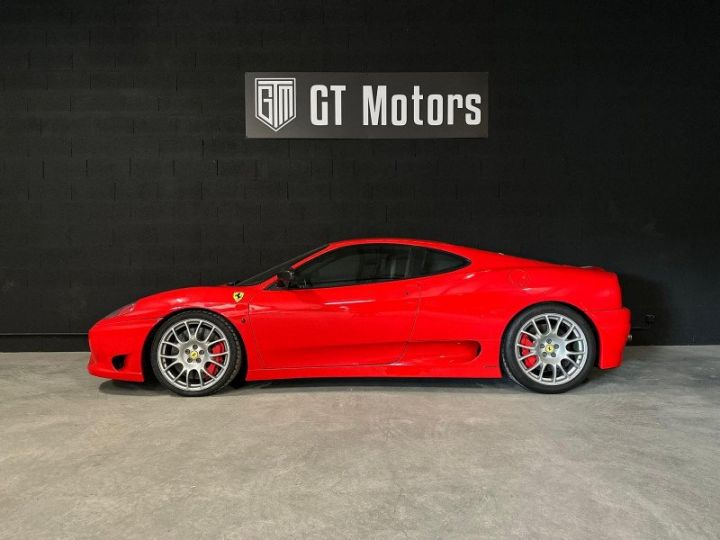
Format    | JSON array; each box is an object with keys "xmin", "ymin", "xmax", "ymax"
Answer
[
  {"xmin": 588, "ymin": 307, "xmax": 631, "ymax": 369},
  {"xmin": 87, "ymin": 317, "xmax": 158, "ymax": 382}
]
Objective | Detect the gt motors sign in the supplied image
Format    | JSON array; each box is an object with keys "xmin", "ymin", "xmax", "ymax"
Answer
[{"xmin": 245, "ymin": 72, "xmax": 488, "ymax": 138}]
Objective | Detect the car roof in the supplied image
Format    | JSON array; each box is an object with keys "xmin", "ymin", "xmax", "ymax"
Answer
[
  {"xmin": 323, "ymin": 238, "xmax": 548, "ymax": 269},
  {"xmin": 326, "ymin": 237, "xmax": 479, "ymax": 257}
]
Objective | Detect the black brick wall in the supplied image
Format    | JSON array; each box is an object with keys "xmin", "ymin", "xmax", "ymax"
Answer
[{"xmin": 1, "ymin": 0, "xmax": 719, "ymax": 349}]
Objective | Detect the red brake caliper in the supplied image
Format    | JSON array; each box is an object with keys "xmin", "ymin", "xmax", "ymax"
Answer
[
  {"xmin": 206, "ymin": 342, "xmax": 226, "ymax": 376},
  {"xmin": 520, "ymin": 335, "xmax": 538, "ymax": 368}
]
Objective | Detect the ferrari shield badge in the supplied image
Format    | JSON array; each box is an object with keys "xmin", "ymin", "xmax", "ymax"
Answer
[{"xmin": 232, "ymin": 291, "xmax": 244, "ymax": 303}]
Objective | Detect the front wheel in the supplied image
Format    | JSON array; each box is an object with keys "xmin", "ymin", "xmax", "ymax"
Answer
[
  {"xmin": 150, "ymin": 310, "xmax": 243, "ymax": 397},
  {"xmin": 502, "ymin": 304, "xmax": 596, "ymax": 394}
]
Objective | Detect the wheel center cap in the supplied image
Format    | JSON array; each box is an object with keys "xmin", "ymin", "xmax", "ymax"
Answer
[
  {"xmin": 544, "ymin": 344, "xmax": 555, "ymax": 353},
  {"xmin": 189, "ymin": 351, "xmax": 199, "ymax": 360}
]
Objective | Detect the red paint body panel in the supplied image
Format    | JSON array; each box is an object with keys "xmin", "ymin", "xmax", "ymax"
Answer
[
  {"xmin": 88, "ymin": 318, "xmax": 150, "ymax": 382},
  {"xmin": 249, "ymin": 279, "xmax": 420, "ymax": 368},
  {"xmin": 588, "ymin": 307, "xmax": 632, "ymax": 369},
  {"xmin": 87, "ymin": 238, "xmax": 631, "ymax": 384}
]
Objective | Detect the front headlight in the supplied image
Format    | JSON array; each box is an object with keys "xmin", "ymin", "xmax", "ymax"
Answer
[{"xmin": 105, "ymin": 303, "xmax": 135, "ymax": 319}]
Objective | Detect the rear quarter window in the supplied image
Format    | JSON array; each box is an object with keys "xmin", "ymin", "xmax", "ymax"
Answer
[{"xmin": 409, "ymin": 247, "xmax": 469, "ymax": 277}]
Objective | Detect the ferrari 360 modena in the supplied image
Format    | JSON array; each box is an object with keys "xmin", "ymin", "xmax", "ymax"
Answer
[{"xmin": 88, "ymin": 238, "xmax": 631, "ymax": 396}]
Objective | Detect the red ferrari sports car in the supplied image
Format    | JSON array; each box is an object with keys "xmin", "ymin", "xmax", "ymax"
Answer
[{"xmin": 88, "ymin": 238, "xmax": 631, "ymax": 396}]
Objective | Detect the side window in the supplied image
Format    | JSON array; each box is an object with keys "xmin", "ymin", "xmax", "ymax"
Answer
[
  {"xmin": 409, "ymin": 247, "xmax": 468, "ymax": 277},
  {"xmin": 295, "ymin": 244, "xmax": 412, "ymax": 288}
]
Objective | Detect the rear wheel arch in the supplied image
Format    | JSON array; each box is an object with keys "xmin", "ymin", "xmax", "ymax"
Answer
[
  {"xmin": 500, "ymin": 301, "xmax": 599, "ymax": 393},
  {"xmin": 500, "ymin": 301, "xmax": 600, "ymax": 368},
  {"xmin": 141, "ymin": 308, "xmax": 247, "ymax": 384}
]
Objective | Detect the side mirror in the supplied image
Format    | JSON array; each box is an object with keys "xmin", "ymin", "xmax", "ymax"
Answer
[{"xmin": 276, "ymin": 269, "xmax": 297, "ymax": 288}]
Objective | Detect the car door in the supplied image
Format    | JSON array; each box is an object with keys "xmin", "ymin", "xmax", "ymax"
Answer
[
  {"xmin": 248, "ymin": 244, "xmax": 420, "ymax": 369},
  {"xmin": 401, "ymin": 246, "xmax": 481, "ymax": 367}
]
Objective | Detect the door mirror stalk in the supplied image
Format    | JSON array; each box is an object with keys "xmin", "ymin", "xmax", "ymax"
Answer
[{"xmin": 277, "ymin": 269, "xmax": 297, "ymax": 288}]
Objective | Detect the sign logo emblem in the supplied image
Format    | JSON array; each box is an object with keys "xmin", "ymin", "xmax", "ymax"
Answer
[
  {"xmin": 255, "ymin": 78, "xmax": 296, "ymax": 131},
  {"xmin": 232, "ymin": 291, "xmax": 244, "ymax": 302}
]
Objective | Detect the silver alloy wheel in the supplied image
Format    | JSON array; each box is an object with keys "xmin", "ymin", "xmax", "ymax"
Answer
[
  {"xmin": 156, "ymin": 318, "xmax": 231, "ymax": 392},
  {"xmin": 513, "ymin": 312, "xmax": 589, "ymax": 386}
]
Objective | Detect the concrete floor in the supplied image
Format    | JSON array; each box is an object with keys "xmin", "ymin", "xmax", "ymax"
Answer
[{"xmin": 0, "ymin": 347, "xmax": 718, "ymax": 539}]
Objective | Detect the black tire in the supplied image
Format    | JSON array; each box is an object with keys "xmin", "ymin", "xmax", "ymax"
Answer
[
  {"xmin": 150, "ymin": 310, "xmax": 243, "ymax": 397},
  {"xmin": 501, "ymin": 303, "xmax": 597, "ymax": 394}
]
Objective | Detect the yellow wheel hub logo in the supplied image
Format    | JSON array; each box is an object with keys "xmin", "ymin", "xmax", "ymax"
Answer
[
  {"xmin": 189, "ymin": 351, "xmax": 199, "ymax": 360},
  {"xmin": 544, "ymin": 345, "xmax": 554, "ymax": 353}
]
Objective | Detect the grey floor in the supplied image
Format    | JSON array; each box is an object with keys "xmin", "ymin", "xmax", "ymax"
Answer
[{"xmin": 0, "ymin": 347, "xmax": 718, "ymax": 539}]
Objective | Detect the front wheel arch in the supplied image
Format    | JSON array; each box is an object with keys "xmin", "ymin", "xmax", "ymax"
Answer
[{"xmin": 141, "ymin": 308, "xmax": 247, "ymax": 385}]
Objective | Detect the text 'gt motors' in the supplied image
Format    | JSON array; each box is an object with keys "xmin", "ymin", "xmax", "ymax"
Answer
[{"xmin": 308, "ymin": 84, "xmax": 483, "ymax": 127}]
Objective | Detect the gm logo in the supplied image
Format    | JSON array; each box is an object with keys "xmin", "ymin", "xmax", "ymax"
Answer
[{"xmin": 255, "ymin": 78, "xmax": 296, "ymax": 131}]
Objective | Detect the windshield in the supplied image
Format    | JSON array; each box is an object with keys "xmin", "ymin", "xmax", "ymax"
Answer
[{"xmin": 230, "ymin": 244, "xmax": 328, "ymax": 286}]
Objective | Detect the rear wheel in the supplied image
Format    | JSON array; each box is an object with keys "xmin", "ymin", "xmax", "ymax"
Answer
[
  {"xmin": 150, "ymin": 310, "xmax": 242, "ymax": 397},
  {"xmin": 502, "ymin": 304, "xmax": 596, "ymax": 393}
]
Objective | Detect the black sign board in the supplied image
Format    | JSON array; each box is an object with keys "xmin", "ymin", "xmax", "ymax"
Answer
[{"xmin": 245, "ymin": 72, "xmax": 488, "ymax": 139}]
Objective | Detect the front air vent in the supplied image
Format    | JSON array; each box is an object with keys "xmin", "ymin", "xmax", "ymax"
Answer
[{"xmin": 111, "ymin": 355, "xmax": 126, "ymax": 371}]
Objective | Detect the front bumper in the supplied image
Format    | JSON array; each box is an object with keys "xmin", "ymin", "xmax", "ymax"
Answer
[
  {"xmin": 588, "ymin": 307, "xmax": 631, "ymax": 369},
  {"xmin": 87, "ymin": 317, "xmax": 158, "ymax": 382}
]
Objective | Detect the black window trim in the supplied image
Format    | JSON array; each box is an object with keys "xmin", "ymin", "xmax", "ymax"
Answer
[{"xmin": 266, "ymin": 243, "xmax": 471, "ymax": 291}]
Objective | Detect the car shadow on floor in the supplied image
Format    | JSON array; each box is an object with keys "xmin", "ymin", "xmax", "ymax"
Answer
[
  {"xmin": 238, "ymin": 377, "xmax": 522, "ymax": 394},
  {"xmin": 98, "ymin": 377, "xmax": 523, "ymax": 397},
  {"xmin": 97, "ymin": 366, "xmax": 624, "ymax": 397}
]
